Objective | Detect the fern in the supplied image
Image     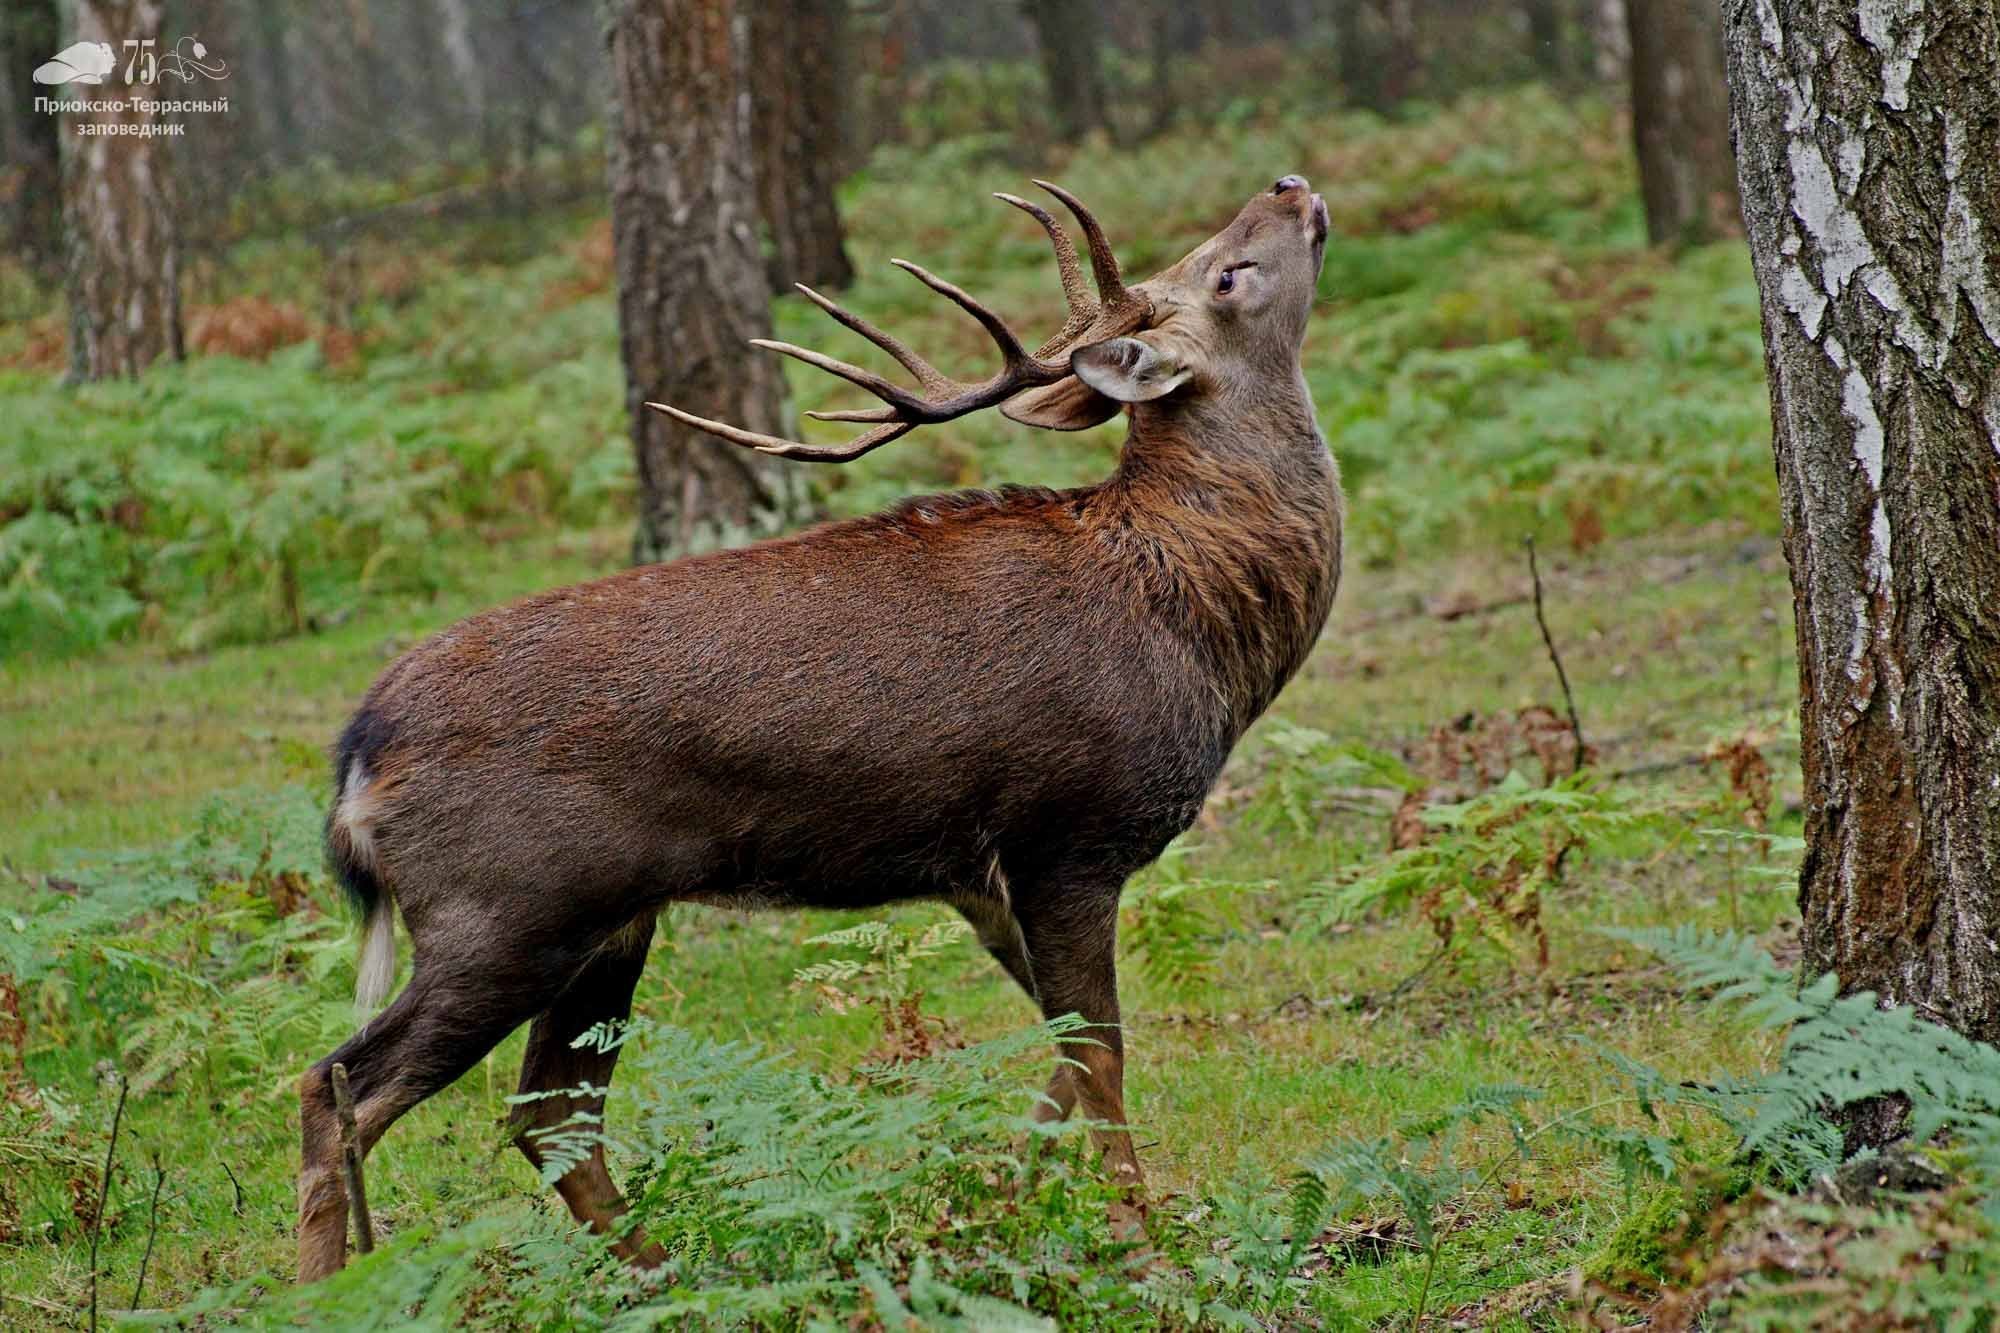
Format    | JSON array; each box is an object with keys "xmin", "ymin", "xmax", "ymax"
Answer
[{"xmin": 1605, "ymin": 926, "xmax": 2000, "ymax": 1207}]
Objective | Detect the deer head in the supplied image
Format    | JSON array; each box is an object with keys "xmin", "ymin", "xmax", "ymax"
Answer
[{"xmin": 650, "ymin": 175, "xmax": 1330, "ymax": 457}]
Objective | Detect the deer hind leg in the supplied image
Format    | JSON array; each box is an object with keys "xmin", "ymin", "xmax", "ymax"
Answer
[
  {"xmin": 953, "ymin": 855, "xmax": 1039, "ymax": 1005},
  {"xmin": 509, "ymin": 913, "xmax": 667, "ymax": 1267},
  {"xmin": 1015, "ymin": 889, "xmax": 1143, "ymax": 1191},
  {"xmin": 298, "ymin": 955, "xmax": 571, "ymax": 1282}
]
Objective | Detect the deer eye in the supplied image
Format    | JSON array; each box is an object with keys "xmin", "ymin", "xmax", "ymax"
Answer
[{"xmin": 1217, "ymin": 262, "xmax": 1255, "ymax": 295}]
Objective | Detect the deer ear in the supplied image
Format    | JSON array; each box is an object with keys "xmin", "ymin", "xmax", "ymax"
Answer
[
  {"xmin": 1000, "ymin": 375, "xmax": 1122, "ymax": 431},
  {"xmin": 1070, "ymin": 335, "xmax": 1191, "ymax": 403}
]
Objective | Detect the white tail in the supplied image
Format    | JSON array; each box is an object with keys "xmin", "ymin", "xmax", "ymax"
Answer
[{"xmin": 354, "ymin": 900, "xmax": 397, "ymax": 1012}]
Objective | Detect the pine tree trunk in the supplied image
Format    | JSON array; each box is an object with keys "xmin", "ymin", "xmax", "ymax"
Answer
[
  {"xmin": 606, "ymin": 0, "xmax": 815, "ymax": 566},
  {"xmin": 1625, "ymin": 0, "xmax": 1737, "ymax": 246},
  {"xmin": 61, "ymin": 0, "xmax": 183, "ymax": 381},
  {"xmin": 1725, "ymin": 0, "xmax": 2000, "ymax": 1145},
  {"xmin": 1022, "ymin": 0, "xmax": 1108, "ymax": 142},
  {"xmin": 751, "ymin": 0, "xmax": 855, "ymax": 292}
]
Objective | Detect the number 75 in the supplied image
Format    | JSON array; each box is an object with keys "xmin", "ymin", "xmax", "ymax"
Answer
[{"xmin": 122, "ymin": 37, "xmax": 156, "ymax": 84}]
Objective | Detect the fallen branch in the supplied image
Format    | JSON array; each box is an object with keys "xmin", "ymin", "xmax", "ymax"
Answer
[
  {"xmin": 330, "ymin": 1063, "xmax": 375, "ymax": 1255},
  {"xmin": 88, "ymin": 1072, "xmax": 128, "ymax": 1333},
  {"xmin": 1525, "ymin": 538, "xmax": 1587, "ymax": 773}
]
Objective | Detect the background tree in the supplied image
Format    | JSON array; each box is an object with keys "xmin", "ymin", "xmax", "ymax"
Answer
[
  {"xmin": 62, "ymin": 0, "xmax": 183, "ymax": 380},
  {"xmin": 1725, "ymin": 0, "xmax": 2000, "ymax": 1144},
  {"xmin": 1624, "ymin": 0, "xmax": 1735, "ymax": 246},
  {"xmin": 0, "ymin": 0, "xmax": 62, "ymax": 276},
  {"xmin": 606, "ymin": 0, "xmax": 814, "ymax": 564},
  {"xmin": 1337, "ymin": 0, "xmax": 1421, "ymax": 113},
  {"xmin": 751, "ymin": 0, "xmax": 856, "ymax": 291},
  {"xmin": 1022, "ymin": 0, "xmax": 1108, "ymax": 142}
]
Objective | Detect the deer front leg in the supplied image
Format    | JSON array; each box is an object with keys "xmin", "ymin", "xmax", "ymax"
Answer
[{"xmin": 1014, "ymin": 892, "xmax": 1143, "ymax": 1191}]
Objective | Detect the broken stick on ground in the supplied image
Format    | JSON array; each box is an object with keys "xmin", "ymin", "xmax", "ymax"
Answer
[{"xmin": 330, "ymin": 1063, "xmax": 375, "ymax": 1255}]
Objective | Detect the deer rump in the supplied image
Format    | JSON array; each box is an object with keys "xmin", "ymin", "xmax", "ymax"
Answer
[{"xmin": 331, "ymin": 489, "xmax": 1232, "ymax": 925}]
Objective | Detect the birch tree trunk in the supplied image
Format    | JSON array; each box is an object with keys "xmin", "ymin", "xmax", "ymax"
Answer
[
  {"xmin": 1725, "ymin": 0, "xmax": 2000, "ymax": 1143},
  {"xmin": 1626, "ymin": 0, "xmax": 1738, "ymax": 245},
  {"xmin": 750, "ymin": 0, "xmax": 855, "ymax": 292},
  {"xmin": 606, "ymin": 0, "xmax": 814, "ymax": 565},
  {"xmin": 62, "ymin": 0, "xmax": 183, "ymax": 381}
]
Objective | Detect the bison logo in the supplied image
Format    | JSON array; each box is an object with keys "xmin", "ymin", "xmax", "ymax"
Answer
[{"xmin": 33, "ymin": 41, "xmax": 116, "ymax": 85}]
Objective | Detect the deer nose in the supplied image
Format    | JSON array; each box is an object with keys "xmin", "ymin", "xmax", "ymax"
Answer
[{"xmin": 1272, "ymin": 174, "xmax": 1309, "ymax": 195}]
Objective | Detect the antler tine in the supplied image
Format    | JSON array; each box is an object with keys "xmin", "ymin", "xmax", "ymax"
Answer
[
  {"xmin": 888, "ymin": 259, "xmax": 1038, "ymax": 371},
  {"xmin": 794, "ymin": 283, "xmax": 955, "ymax": 398},
  {"xmin": 804, "ymin": 405, "xmax": 896, "ymax": 423},
  {"xmin": 746, "ymin": 338, "xmax": 933, "ymax": 416},
  {"xmin": 648, "ymin": 401, "xmax": 915, "ymax": 462},
  {"xmin": 1033, "ymin": 179, "xmax": 1128, "ymax": 304},
  {"xmin": 995, "ymin": 193, "xmax": 1091, "ymax": 315}
]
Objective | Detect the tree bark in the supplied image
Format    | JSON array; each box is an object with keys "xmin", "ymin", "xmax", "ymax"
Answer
[
  {"xmin": 1625, "ymin": 0, "xmax": 1738, "ymax": 246},
  {"xmin": 750, "ymin": 0, "xmax": 855, "ymax": 292},
  {"xmin": 1725, "ymin": 0, "xmax": 2000, "ymax": 1144},
  {"xmin": 606, "ymin": 0, "xmax": 814, "ymax": 565},
  {"xmin": 62, "ymin": 0, "xmax": 183, "ymax": 381},
  {"xmin": 0, "ymin": 0, "xmax": 62, "ymax": 276},
  {"xmin": 1022, "ymin": 0, "xmax": 1108, "ymax": 142}
]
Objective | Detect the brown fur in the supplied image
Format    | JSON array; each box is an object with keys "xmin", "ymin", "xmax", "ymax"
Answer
[{"xmin": 297, "ymin": 177, "xmax": 1342, "ymax": 1280}]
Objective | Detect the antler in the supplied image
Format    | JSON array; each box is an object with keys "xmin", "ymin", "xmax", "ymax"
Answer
[{"xmin": 646, "ymin": 181, "xmax": 1150, "ymax": 463}]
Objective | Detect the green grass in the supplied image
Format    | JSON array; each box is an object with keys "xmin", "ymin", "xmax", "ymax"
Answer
[{"xmin": 0, "ymin": 86, "xmax": 1821, "ymax": 1327}]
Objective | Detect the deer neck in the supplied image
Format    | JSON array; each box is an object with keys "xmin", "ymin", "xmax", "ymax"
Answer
[{"xmin": 1101, "ymin": 374, "xmax": 1344, "ymax": 730}]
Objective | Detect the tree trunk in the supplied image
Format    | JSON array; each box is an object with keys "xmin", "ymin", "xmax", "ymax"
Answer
[
  {"xmin": 1625, "ymin": 0, "xmax": 1737, "ymax": 246},
  {"xmin": 750, "ymin": 0, "xmax": 855, "ymax": 292},
  {"xmin": 1725, "ymin": 0, "xmax": 2000, "ymax": 1145},
  {"xmin": 436, "ymin": 0, "xmax": 485, "ymax": 130},
  {"xmin": 62, "ymin": 0, "xmax": 183, "ymax": 381},
  {"xmin": 1523, "ymin": 0, "xmax": 1565, "ymax": 80},
  {"xmin": 1590, "ymin": 0, "xmax": 1628, "ymax": 85},
  {"xmin": 606, "ymin": 0, "xmax": 814, "ymax": 565},
  {"xmin": 1022, "ymin": 0, "xmax": 1108, "ymax": 142},
  {"xmin": 0, "ymin": 0, "xmax": 62, "ymax": 276},
  {"xmin": 1336, "ymin": 0, "xmax": 1420, "ymax": 113}
]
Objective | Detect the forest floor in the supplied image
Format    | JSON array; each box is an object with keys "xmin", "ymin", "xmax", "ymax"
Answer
[{"xmin": 1, "ymin": 89, "xmax": 1810, "ymax": 1328}]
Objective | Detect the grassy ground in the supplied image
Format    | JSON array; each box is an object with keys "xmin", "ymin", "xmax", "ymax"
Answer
[{"xmin": 1, "ymin": 89, "xmax": 1806, "ymax": 1327}]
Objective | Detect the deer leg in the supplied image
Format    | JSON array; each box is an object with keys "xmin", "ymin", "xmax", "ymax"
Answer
[
  {"xmin": 299, "ymin": 956, "xmax": 571, "ymax": 1282},
  {"xmin": 509, "ymin": 914, "xmax": 667, "ymax": 1267},
  {"xmin": 953, "ymin": 867, "xmax": 1038, "ymax": 1005},
  {"xmin": 1014, "ymin": 892, "xmax": 1142, "ymax": 1190}
]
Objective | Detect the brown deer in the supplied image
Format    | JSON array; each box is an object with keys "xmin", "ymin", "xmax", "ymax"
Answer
[{"xmin": 299, "ymin": 175, "xmax": 1340, "ymax": 1280}]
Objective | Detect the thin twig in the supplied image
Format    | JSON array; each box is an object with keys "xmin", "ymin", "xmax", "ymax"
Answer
[
  {"xmin": 219, "ymin": 1156, "xmax": 246, "ymax": 1216},
  {"xmin": 1386, "ymin": 943, "xmax": 1454, "ymax": 1006},
  {"xmin": 88, "ymin": 1073, "xmax": 128, "ymax": 1333},
  {"xmin": 330, "ymin": 1063, "xmax": 375, "ymax": 1255},
  {"xmin": 1525, "ymin": 538, "xmax": 1586, "ymax": 773},
  {"xmin": 130, "ymin": 1154, "xmax": 165, "ymax": 1310}
]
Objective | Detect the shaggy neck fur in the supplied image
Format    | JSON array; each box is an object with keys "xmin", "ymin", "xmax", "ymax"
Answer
[{"xmin": 1092, "ymin": 371, "xmax": 1343, "ymax": 731}]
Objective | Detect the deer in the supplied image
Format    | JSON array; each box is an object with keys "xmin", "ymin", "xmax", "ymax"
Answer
[{"xmin": 299, "ymin": 174, "xmax": 1340, "ymax": 1280}]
